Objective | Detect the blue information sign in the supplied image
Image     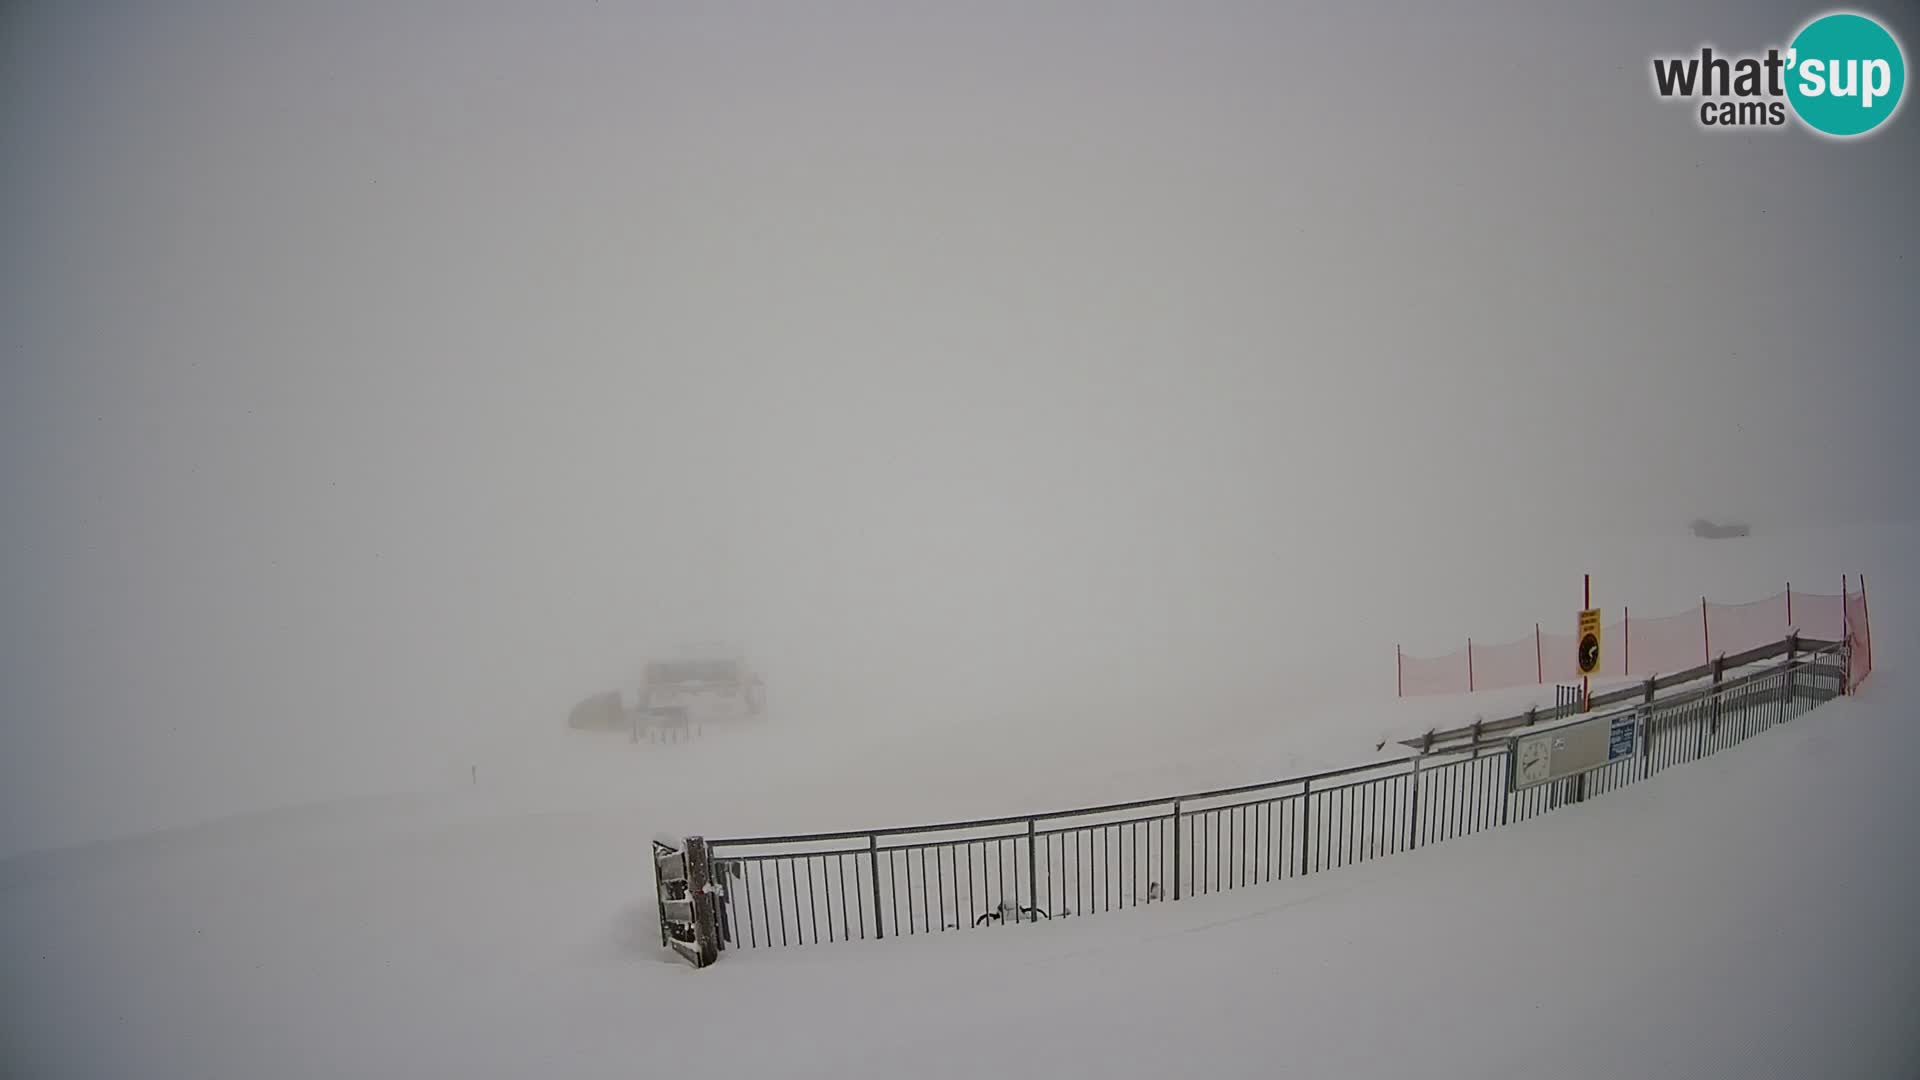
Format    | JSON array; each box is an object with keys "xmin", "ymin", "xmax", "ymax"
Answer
[{"xmin": 1608, "ymin": 713, "xmax": 1637, "ymax": 762}]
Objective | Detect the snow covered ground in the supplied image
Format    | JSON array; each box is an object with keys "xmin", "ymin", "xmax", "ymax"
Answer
[
  {"xmin": 0, "ymin": 522, "xmax": 1912, "ymax": 1078},
  {"xmin": 2, "ymin": 651, "xmax": 1912, "ymax": 1078}
]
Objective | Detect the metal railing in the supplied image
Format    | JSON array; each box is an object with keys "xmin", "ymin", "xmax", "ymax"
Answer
[{"xmin": 681, "ymin": 637, "xmax": 1848, "ymax": 957}]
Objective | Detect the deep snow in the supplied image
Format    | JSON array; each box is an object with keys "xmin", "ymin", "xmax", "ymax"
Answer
[
  {"xmin": 3, "ymin": 652, "xmax": 1912, "ymax": 1078},
  {"xmin": 0, "ymin": 522, "xmax": 1912, "ymax": 1078}
]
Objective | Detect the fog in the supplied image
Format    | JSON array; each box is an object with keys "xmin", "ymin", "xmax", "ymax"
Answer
[{"xmin": 3, "ymin": 0, "xmax": 1916, "ymax": 857}]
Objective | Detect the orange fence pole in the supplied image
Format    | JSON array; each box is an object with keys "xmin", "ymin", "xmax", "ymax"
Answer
[
  {"xmin": 1861, "ymin": 575, "xmax": 1873, "ymax": 676},
  {"xmin": 1701, "ymin": 596, "xmax": 1710, "ymax": 667}
]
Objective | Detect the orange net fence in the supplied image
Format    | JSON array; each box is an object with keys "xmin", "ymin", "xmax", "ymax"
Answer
[
  {"xmin": 1399, "ymin": 579, "xmax": 1874, "ymax": 697},
  {"xmin": 1847, "ymin": 586, "xmax": 1873, "ymax": 690}
]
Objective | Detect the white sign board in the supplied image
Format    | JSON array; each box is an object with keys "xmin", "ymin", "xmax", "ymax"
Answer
[{"xmin": 1510, "ymin": 708, "xmax": 1639, "ymax": 791}]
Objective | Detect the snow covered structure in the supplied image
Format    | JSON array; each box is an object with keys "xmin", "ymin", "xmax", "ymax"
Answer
[
  {"xmin": 566, "ymin": 643, "xmax": 767, "ymax": 738},
  {"xmin": 640, "ymin": 644, "xmax": 766, "ymax": 725}
]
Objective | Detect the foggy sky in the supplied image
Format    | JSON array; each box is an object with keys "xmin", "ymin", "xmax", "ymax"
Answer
[{"xmin": 3, "ymin": 0, "xmax": 1916, "ymax": 856}]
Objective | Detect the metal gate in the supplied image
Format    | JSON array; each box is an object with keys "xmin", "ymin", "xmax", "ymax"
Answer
[{"xmin": 652, "ymin": 836, "xmax": 723, "ymax": 968}]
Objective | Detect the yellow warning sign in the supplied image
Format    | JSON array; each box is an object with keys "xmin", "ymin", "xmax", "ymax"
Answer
[{"xmin": 1577, "ymin": 608, "xmax": 1603, "ymax": 676}]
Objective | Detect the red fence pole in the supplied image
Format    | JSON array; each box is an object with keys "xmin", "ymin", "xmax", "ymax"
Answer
[
  {"xmin": 1861, "ymin": 575, "xmax": 1873, "ymax": 675},
  {"xmin": 1535, "ymin": 622, "xmax": 1542, "ymax": 684},
  {"xmin": 1397, "ymin": 645, "xmax": 1403, "ymax": 698},
  {"xmin": 1583, "ymin": 574, "xmax": 1591, "ymax": 711},
  {"xmin": 1842, "ymin": 574, "xmax": 1850, "ymax": 694},
  {"xmin": 1623, "ymin": 606, "xmax": 1630, "ymax": 676},
  {"xmin": 1701, "ymin": 596, "xmax": 1710, "ymax": 666},
  {"xmin": 1467, "ymin": 638, "xmax": 1475, "ymax": 693}
]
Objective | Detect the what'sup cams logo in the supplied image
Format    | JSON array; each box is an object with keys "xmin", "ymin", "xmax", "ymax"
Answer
[{"xmin": 1651, "ymin": 10, "xmax": 1906, "ymax": 137}]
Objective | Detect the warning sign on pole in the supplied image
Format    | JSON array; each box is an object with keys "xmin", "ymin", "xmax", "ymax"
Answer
[{"xmin": 1577, "ymin": 608, "xmax": 1603, "ymax": 677}]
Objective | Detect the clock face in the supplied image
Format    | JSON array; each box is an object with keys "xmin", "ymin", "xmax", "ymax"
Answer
[{"xmin": 1518, "ymin": 738, "xmax": 1552, "ymax": 783}]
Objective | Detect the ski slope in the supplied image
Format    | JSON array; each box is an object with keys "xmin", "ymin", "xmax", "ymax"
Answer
[
  {"xmin": 431, "ymin": 521, "xmax": 1906, "ymax": 847},
  {"xmin": 0, "ymin": 522, "xmax": 1912, "ymax": 1078}
]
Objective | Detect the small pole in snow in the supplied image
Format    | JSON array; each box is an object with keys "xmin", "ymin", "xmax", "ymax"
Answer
[
  {"xmin": 1701, "ymin": 596, "xmax": 1711, "ymax": 668},
  {"xmin": 471, "ymin": 765, "xmax": 477, "ymax": 786},
  {"xmin": 1841, "ymin": 573, "xmax": 1850, "ymax": 694},
  {"xmin": 1583, "ymin": 573, "xmax": 1591, "ymax": 712},
  {"xmin": 1860, "ymin": 575, "xmax": 1873, "ymax": 677}
]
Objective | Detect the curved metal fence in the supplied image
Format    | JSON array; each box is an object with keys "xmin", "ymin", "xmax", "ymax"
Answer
[{"xmin": 660, "ymin": 637, "xmax": 1850, "ymax": 962}]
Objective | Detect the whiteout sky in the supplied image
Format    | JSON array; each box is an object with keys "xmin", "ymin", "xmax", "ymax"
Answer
[{"xmin": 2, "ymin": 0, "xmax": 1916, "ymax": 856}]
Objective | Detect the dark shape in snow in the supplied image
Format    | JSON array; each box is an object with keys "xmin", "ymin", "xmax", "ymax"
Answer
[
  {"xmin": 567, "ymin": 690, "xmax": 625, "ymax": 732},
  {"xmin": 1690, "ymin": 518, "xmax": 1750, "ymax": 539}
]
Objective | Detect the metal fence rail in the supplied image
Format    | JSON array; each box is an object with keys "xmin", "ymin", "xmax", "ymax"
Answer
[{"xmin": 684, "ymin": 638, "xmax": 1849, "ymax": 958}]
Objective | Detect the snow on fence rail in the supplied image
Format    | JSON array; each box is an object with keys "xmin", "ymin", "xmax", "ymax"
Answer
[
  {"xmin": 1396, "ymin": 578, "xmax": 1873, "ymax": 697},
  {"xmin": 654, "ymin": 637, "xmax": 1854, "ymax": 965}
]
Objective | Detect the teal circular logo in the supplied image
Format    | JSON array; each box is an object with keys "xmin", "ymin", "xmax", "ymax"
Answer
[{"xmin": 1787, "ymin": 12, "xmax": 1906, "ymax": 137}]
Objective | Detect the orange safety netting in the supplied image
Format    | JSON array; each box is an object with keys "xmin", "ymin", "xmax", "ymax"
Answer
[
  {"xmin": 1399, "ymin": 582, "xmax": 1874, "ymax": 696},
  {"xmin": 1469, "ymin": 633, "xmax": 1540, "ymax": 693},
  {"xmin": 1846, "ymin": 584, "xmax": 1873, "ymax": 692},
  {"xmin": 1398, "ymin": 647, "xmax": 1468, "ymax": 697},
  {"xmin": 1789, "ymin": 589, "xmax": 1845, "ymax": 641},
  {"xmin": 1708, "ymin": 593, "xmax": 1789, "ymax": 658},
  {"xmin": 1625, "ymin": 606, "xmax": 1707, "ymax": 677}
]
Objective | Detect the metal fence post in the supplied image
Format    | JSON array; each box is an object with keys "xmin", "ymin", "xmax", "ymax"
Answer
[
  {"xmin": 1171, "ymin": 801, "xmax": 1183, "ymax": 900},
  {"xmin": 1641, "ymin": 678, "xmax": 1656, "ymax": 779},
  {"xmin": 1841, "ymin": 573, "xmax": 1850, "ymax": 695},
  {"xmin": 1783, "ymin": 633, "xmax": 1798, "ymax": 715},
  {"xmin": 1499, "ymin": 741, "xmax": 1511, "ymax": 826},
  {"xmin": 1026, "ymin": 818, "xmax": 1039, "ymax": 924},
  {"xmin": 868, "ymin": 834, "xmax": 884, "ymax": 940},
  {"xmin": 1299, "ymin": 781, "xmax": 1312, "ymax": 875},
  {"xmin": 1695, "ymin": 692, "xmax": 1709, "ymax": 760},
  {"xmin": 1710, "ymin": 655, "xmax": 1724, "ymax": 734},
  {"xmin": 1406, "ymin": 758, "xmax": 1421, "ymax": 851},
  {"xmin": 685, "ymin": 836, "xmax": 720, "ymax": 968}
]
